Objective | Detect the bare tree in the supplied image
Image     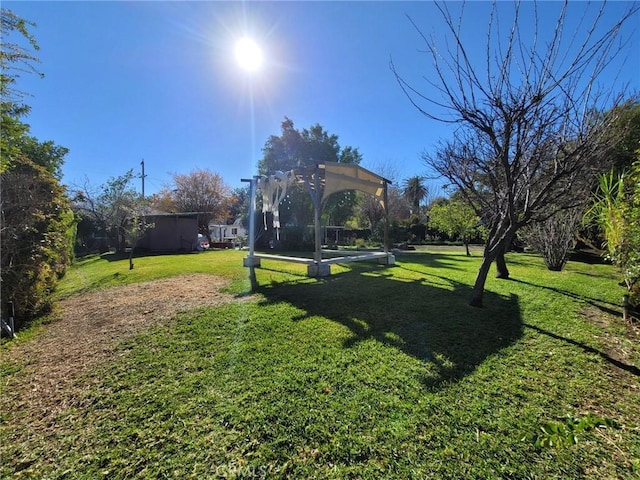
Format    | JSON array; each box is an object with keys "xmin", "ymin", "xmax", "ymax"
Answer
[
  {"xmin": 152, "ymin": 169, "xmax": 231, "ymax": 240},
  {"xmin": 521, "ymin": 207, "xmax": 583, "ymax": 271},
  {"xmin": 391, "ymin": 0, "xmax": 638, "ymax": 306},
  {"xmin": 356, "ymin": 161, "xmax": 409, "ymax": 234},
  {"xmin": 357, "ymin": 186, "xmax": 410, "ymax": 234}
]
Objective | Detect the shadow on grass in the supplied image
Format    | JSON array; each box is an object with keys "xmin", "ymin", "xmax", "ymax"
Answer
[
  {"xmin": 252, "ymin": 262, "xmax": 522, "ymax": 389},
  {"xmin": 392, "ymin": 251, "xmax": 474, "ymax": 271},
  {"xmin": 569, "ymin": 249, "xmax": 609, "ymax": 265},
  {"xmin": 508, "ymin": 278, "xmax": 622, "ymax": 317},
  {"xmin": 524, "ymin": 323, "xmax": 640, "ymax": 376}
]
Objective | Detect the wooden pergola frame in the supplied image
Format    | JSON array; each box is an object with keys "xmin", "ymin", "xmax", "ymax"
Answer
[{"xmin": 242, "ymin": 162, "xmax": 395, "ymax": 277}]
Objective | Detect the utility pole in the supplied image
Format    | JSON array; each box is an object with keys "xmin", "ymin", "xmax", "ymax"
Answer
[{"xmin": 140, "ymin": 159, "xmax": 147, "ymax": 199}]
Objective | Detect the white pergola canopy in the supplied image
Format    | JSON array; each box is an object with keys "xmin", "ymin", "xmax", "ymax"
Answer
[
  {"xmin": 312, "ymin": 162, "xmax": 389, "ymax": 207},
  {"xmin": 242, "ymin": 162, "xmax": 394, "ymax": 277}
]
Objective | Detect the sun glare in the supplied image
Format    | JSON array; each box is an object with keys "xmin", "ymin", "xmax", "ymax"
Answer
[{"xmin": 235, "ymin": 37, "xmax": 263, "ymax": 72}]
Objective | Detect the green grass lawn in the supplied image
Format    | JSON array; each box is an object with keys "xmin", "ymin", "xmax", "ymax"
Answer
[{"xmin": 2, "ymin": 248, "xmax": 639, "ymax": 479}]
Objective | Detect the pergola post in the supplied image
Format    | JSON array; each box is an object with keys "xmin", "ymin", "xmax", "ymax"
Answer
[
  {"xmin": 378, "ymin": 181, "xmax": 395, "ymax": 266},
  {"xmin": 383, "ymin": 182, "xmax": 389, "ymax": 254},
  {"xmin": 307, "ymin": 167, "xmax": 330, "ymax": 276},
  {"xmin": 313, "ymin": 170, "xmax": 322, "ymax": 264},
  {"xmin": 242, "ymin": 177, "xmax": 261, "ymax": 268}
]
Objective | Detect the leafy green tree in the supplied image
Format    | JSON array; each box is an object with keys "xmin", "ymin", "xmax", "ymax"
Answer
[
  {"xmin": 1, "ymin": 9, "xmax": 42, "ymax": 173},
  {"xmin": 74, "ymin": 170, "xmax": 149, "ymax": 255},
  {"xmin": 403, "ymin": 176, "xmax": 428, "ymax": 215},
  {"xmin": 576, "ymin": 99, "xmax": 640, "ymax": 252},
  {"xmin": 623, "ymin": 159, "xmax": 640, "ymax": 305},
  {"xmin": 0, "ymin": 8, "xmax": 74, "ymax": 323},
  {"xmin": 0, "ymin": 9, "xmax": 41, "ymax": 113},
  {"xmin": 259, "ymin": 118, "xmax": 362, "ymax": 236},
  {"xmin": 1, "ymin": 155, "xmax": 75, "ymax": 322},
  {"xmin": 428, "ymin": 200, "xmax": 482, "ymax": 256},
  {"xmin": 608, "ymin": 100, "xmax": 640, "ymax": 173}
]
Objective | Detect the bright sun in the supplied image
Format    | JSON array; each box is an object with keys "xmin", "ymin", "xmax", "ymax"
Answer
[{"xmin": 234, "ymin": 37, "xmax": 263, "ymax": 72}]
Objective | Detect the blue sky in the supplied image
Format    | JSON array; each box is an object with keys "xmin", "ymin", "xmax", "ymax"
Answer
[{"xmin": 6, "ymin": 1, "xmax": 639, "ymax": 197}]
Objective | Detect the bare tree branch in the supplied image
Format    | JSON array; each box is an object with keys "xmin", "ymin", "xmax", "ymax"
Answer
[{"xmin": 393, "ymin": 0, "xmax": 638, "ymax": 306}]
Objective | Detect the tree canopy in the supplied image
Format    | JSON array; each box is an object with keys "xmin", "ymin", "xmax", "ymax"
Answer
[
  {"xmin": 607, "ymin": 100, "xmax": 640, "ymax": 173},
  {"xmin": 428, "ymin": 199, "xmax": 482, "ymax": 256},
  {"xmin": 259, "ymin": 118, "xmax": 363, "ymax": 234},
  {"xmin": 150, "ymin": 169, "xmax": 231, "ymax": 239},
  {"xmin": 73, "ymin": 170, "xmax": 149, "ymax": 254},
  {"xmin": 1, "ymin": 8, "xmax": 74, "ymax": 323},
  {"xmin": 402, "ymin": 176, "xmax": 428, "ymax": 215},
  {"xmin": 259, "ymin": 117, "xmax": 359, "ymax": 174}
]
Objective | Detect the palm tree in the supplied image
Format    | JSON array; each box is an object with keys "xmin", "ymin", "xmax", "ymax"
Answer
[{"xmin": 402, "ymin": 176, "xmax": 428, "ymax": 214}]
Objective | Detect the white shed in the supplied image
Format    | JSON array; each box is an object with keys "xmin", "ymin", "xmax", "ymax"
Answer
[{"xmin": 209, "ymin": 218, "xmax": 247, "ymax": 247}]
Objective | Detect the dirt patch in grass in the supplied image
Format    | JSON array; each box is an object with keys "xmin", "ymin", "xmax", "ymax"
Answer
[
  {"xmin": 581, "ymin": 305, "xmax": 640, "ymax": 381},
  {"xmin": 582, "ymin": 305, "xmax": 611, "ymax": 329},
  {"xmin": 583, "ymin": 304, "xmax": 640, "ymax": 346},
  {"xmin": 1, "ymin": 274, "xmax": 250, "ymax": 451}
]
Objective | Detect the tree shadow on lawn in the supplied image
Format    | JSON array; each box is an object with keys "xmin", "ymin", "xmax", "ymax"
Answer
[
  {"xmin": 392, "ymin": 251, "xmax": 474, "ymax": 271},
  {"xmin": 569, "ymin": 249, "xmax": 609, "ymax": 265},
  {"xmin": 508, "ymin": 277, "xmax": 623, "ymax": 318},
  {"xmin": 253, "ymin": 262, "xmax": 522, "ymax": 389},
  {"xmin": 523, "ymin": 323, "xmax": 640, "ymax": 377}
]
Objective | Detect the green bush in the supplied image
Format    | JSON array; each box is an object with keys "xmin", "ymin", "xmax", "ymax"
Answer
[
  {"xmin": 0, "ymin": 157, "xmax": 75, "ymax": 325},
  {"xmin": 0, "ymin": 7, "xmax": 74, "ymax": 327},
  {"xmin": 586, "ymin": 154, "xmax": 640, "ymax": 306}
]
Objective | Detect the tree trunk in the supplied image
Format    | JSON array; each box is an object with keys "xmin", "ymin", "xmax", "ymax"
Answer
[
  {"xmin": 117, "ymin": 228, "xmax": 126, "ymax": 253},
  {"xmin": 129, "ymin": 247, "xmax": 134, "ymax": 270},
  {"xmin": 495, "ymin": 229, "xmax": 515, "ymax": 279},
  {"xmin": 495, "ymin": 246, "xmax": 510, "ymax": 279},
  {"xmin": 470, "ymin": 226, "xmax": 512, "ymax": 306},
  {"xmin": 464, "ymin": 241, "xmax": 471, "ymax": 257},
  {"xmin": 470, "ymin": 252, "xmax": 494, "ymax": 307}
]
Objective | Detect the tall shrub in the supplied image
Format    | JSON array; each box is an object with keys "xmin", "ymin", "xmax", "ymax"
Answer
[
  {"xmin": 1, "ymin": 157, "xmax": 74, "ymax": 322},
  {"xmin": 521, "ymin": 208, "xmax": 582, "ymax": 271},
  {"xmin": 586, "ymin": 155, "xmax": 640, "ymax": 304},
  {"xmin": 1, "ymin": 8, "xmax": 73, "ymax": 324}
]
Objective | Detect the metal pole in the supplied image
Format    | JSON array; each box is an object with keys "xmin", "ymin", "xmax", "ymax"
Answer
[
  {"xmin": 140, "ymin": 159, "xmax": 146, "ymax": 199},
  {"xmin": 241, "ymin": 177, "xmax": 259, "ymax": 267}
]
